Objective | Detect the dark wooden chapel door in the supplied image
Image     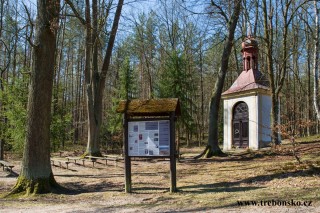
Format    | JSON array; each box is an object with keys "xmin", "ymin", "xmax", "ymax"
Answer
[{"xmin": 232, "ymin": 102, "xmax": 249, "ymax": 148}]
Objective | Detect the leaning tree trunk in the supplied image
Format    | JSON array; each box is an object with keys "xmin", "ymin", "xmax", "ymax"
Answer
[
  {"xmin": 10, "ymin": 0, "xmax": 60, "ymax": 195},
  {"xmin": 202, "ymin": 0, "xmax": 241, "ymax": 158}
]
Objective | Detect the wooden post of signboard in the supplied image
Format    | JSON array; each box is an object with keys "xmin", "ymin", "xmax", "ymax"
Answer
[
  {"xmin": 170, "ymin": 112, "xmax": 177, "ymax": 192},
  {"xmin": 123, "ymin": 114, "xmax": 132, "ymax": 193}
]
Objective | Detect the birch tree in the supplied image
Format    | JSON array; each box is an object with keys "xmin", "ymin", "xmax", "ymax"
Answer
[{"xmin": 313, "ymin": 0, "xmax": 320, "ymax": 121}]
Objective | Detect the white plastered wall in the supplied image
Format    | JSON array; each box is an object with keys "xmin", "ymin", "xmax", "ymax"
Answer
[{"xmin": 258, "ymin": 94, "xmax": 272, "ymax": 146}]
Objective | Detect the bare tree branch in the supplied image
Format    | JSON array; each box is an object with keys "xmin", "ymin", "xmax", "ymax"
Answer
[
  {"xmin": 100, "ymin": 0, "xmax": 124, "ymax": 78},
  {"xmin": 210, "ymin": 0, "xmax": 229, "ymax": 23},
  {"xmin": 0, "ymin": 39, "xmax": 9, "ymax": 76},
  {"xmin": 65, "ymin": 0, "xmax": 86, "ymax": 25},
  {"xmin": 22, "ymin": 2, "xmax": 36, "ymax": 48}
]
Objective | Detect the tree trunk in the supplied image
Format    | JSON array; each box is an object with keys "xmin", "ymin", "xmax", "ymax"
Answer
[
  {"xmin": 270, "ymin": 94, "xmax": 280, "ymax": 144},
  {"xmin": 84, "ymin": 0, "xmax": 124, "ymax": 156},
  {"xmin": 262, "ymin": 0, "xmax": 280, "ymax": 145},
  {"xmin": 0, "ymin": 138, "xmax": 3, "ymax": 160},
  {"xmin": 204, "ymin": 0, "xmax": 241, "ymax": 158},
  {"xmin": 306, "ymin": 20, "xmax": 312, "ymax": 136},
  {"xmin": 0, "ymin": 0, "xmax": 5, "ymax": 161},
  {"xmin": 313, "ymin": 0, "xmax": 320, "ymax": 121},
  {"xmin": 9, "ymin": 0, "xmax": 60, "ymax": 195},
  {"xmin": 73, "ymin": 49, "xmax": 82, "ymax": 144},
  {"xmin": 199, "ymin": 39, "xmax": 205, "ymax": 143}
]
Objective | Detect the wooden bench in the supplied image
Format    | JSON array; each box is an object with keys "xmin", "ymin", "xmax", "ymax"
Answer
[
  {"xmin": 51, "ymin": 158, "xmax": 71, "ymax": 169},
  {"xmin": 85, "ymin": 156, "xmax": 106, "ymax": 167},
  {"xmin": 0, "ymin": 160, "xmax": 14, "ymax": 173},
  {"xmin": 85, "ymin": 156, "xmax": 123, "ymax": 167},
  {"xmin": 103, "ymin": 155, "xmax": 124, "ymax": 167},
  {"xmin": 66, "ymin": 157, "xmax": 86, "ymax": 166}
]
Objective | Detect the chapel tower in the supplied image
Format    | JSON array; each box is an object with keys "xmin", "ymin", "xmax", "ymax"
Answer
[{"xmin": 221, "ymin": 36, "xmax": 271, "ymax": 150}]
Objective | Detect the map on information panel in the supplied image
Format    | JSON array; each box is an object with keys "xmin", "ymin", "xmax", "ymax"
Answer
[{"xmin": 128, "ymin": 120, "xmax": 170, "ymax": 157}]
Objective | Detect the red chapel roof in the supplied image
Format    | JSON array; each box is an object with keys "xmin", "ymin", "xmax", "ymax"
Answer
[{"xmin": 222, "ymin": 68, "xmax": 269, "ymax": 96}]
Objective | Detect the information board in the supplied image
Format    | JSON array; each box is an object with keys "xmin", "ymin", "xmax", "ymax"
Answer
[{"xmin": 128, "ymin": 120, "xmax": 170, "ymax": 156}]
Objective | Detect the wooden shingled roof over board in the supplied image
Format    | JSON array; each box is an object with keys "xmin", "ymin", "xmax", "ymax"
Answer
[{"xmin": 116, "ymin": 98, "xmax": 181, "ymax": 116}]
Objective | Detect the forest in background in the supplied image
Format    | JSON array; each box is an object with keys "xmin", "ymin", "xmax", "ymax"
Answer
[{"xmin": 0, "ymin": 0, "xmax": 319, "ymax": 155}]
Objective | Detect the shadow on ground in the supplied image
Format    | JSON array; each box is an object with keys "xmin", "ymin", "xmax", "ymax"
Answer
[
  {"xmin": 58, "ymin": 180, "xmax": 123, "ymax": 195},
  {"xmin": 179, "ymin": 166, "xmax": 320, "ymax": 194}
]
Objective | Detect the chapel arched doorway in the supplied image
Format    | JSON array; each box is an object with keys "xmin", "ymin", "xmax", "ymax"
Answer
[{"xmin": 232, "ymin": 102, "xmax": 249, "ymax": 148}]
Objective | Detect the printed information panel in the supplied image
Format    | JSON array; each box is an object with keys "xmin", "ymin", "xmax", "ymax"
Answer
[{"xmin": 128, "ymin": 120, "xmax": 170, "ymax": 156}]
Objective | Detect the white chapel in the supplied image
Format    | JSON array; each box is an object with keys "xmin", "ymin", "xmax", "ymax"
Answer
[{"xmin": 222, "ymin": 36, "xmax": 272, "ymax": 150}]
